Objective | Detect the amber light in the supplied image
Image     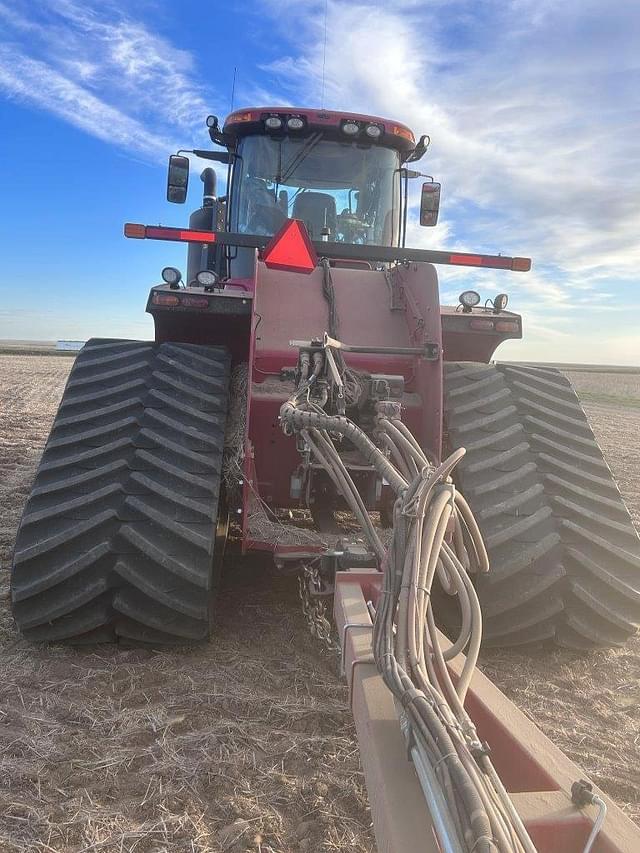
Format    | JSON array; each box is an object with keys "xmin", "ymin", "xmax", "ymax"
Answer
[
  {"xmin": 226, "ymin": 111, "xmax": 255, "ymax": 124},
  {"xmin": 124, "ymin": 224, "xmax": 217, "ymax": 244},
  {"xmin": 181, "ymin": 295, "xmax": 209, "ymax": 308},
  {"xmin": 152, "ymin": 293, "xmax": 180, "ymax": 307},
  {"xmin": 495, "ymin": 320, "xmax": 520, "ymax": 333},
  {"xmin": 470, "ymin": 319, "xmax": 495, "ymax": 331},
  {"xmin": 511, "ymin": 257, "xmax": 532, "ymax": 271},
  {"xmin": 392, "ymin": 125, "xmax": 415, "ymax": 143},
  {"xmin": 124, "ymin": 223, "xmax": 146, "ymax": 238}
]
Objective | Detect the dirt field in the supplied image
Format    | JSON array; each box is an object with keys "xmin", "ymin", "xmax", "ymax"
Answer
[{"xmin": 0, "ymin": 356, "xmax": 639, "ymax": 851}]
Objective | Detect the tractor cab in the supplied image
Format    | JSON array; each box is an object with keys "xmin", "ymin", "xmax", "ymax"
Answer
[{"xmin": 167, "ymin": 107, "xmax": 440, "ymax": 281}]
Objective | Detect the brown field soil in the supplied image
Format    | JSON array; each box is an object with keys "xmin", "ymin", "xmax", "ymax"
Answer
[{"xmin": 0, "ymin": 355, "xmax": 639, "ymax": 851}]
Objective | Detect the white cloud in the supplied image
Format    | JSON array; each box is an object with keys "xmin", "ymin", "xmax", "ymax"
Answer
[
  {"xmin": 0, "ymin": 0, "xmax": 215, "ymax": 161},
  {"xmin": 250, "ymin": 0, "xmax": 640, "ymax": 362}
]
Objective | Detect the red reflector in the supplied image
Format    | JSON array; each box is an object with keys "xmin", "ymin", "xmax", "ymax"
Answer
[
  {"xmin": 124, "ymin": 222, "xmax": 146, "ymax": 238},
  {"xmin": 262, "ymin": 218, "xmax": 318, "ymax": 274},
  {"xmin": 450, "ymin": 254, "xmax": 483, "ymax": 266},
  {"xmin": 181, "ymin": 295, "xmax": 209, "ymax": 308},
  {"xmin": 495, "ymin": 320, "xmax": 520, "ymax": 333},
  {"xmin": 146, "ymin": 226, "xmax": 216, "ymax": 243},
  {"xmin": 512, "ymin": 257, "xmax": 532, "ymax": 271},
  {"xmin": 470, "ymin": 319, "xmax": 495, "ymax": 331},
  {"xmin": 152, "ymin": 293, "xmax": 180, "ymax": 306}
]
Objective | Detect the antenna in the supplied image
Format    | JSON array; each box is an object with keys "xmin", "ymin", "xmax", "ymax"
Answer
[
  {"xmin": 321, "ymin": 0, "xmax": 328, "ymax": 108},
  {"xmin": 230, "ymin": 66, "xmax": 237, "ymax": 113}
]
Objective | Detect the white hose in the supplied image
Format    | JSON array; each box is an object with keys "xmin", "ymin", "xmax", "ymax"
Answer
[{"xmin": 280, "ymin": 378, "xmax": 538, "ymax": 853}]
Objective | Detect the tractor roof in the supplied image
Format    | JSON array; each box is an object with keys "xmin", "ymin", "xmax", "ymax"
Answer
[{"xmin": 222, "ymin": 107, "xmax": 417, "ymax": 153}]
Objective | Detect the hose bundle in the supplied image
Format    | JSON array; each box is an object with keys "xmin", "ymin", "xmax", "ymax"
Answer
[{"xmin": 280, "ymin": 367, "xmax": 538, "ymax": 853}]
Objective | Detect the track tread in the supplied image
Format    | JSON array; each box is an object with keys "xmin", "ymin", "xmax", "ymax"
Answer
[
  {"xmin": 444, "ymin": 361, "xmax": 640, "ymax": 648},
  {"xmin": 11, "ymin": 339, "xmax": 230, "ymax": 644}
]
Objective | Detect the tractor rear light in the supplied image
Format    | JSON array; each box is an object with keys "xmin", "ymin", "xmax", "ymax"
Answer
[
  {"xmin": 146, "ymin": 225, "xmax": 216, "ymax": 243},
  {"xmin": 470, "ymin": 319, "xmax": 495, "ymax": 331},
  {"xmin": 161, "ymin": 266, "xmax": 181, "ymax": 286},
  {"xmin": 511, "ymin": 257, "xmax": 532, "ymax": 271},
  {"xmin": 265, "ymin": 115, "xmax": 283, "ymax": 130},
  {"xmin": 195, "ymin": 270, "xmax": 219, "ymax": 288},
  {"xmin": 124, "ymin": 223, "xmax": 146, "ymax": 238},
  {"xmin": 459, "ymin": 290, "xmax": 481, "ymax": 309},
  {"xmin": 495, "ymin": 320, "xmax": 520, "ymax": 333},
  {"xmin": 365, "ymin": 123, "xmax": 383, "ymax": 139},
  {"xmin": 392, "ymin": 125, "xmax": 415, "ymax": 143},
  {"xmin": 181, "ymin": 295, "xmax": 209, "ymax": 308},
  {"xmin": 152, "ymin": 293, "xmax": 180, "ymax": 307},
  {"xmin": 226, "ymin": 110, "xmax": 255, "ymax": 124},
  {"xmin": 286, "ymin": 116, "xmax": 305, "ymax": 131},
  {"xmin": 342, "ymin": 120, "xmax": 360, "ymax": 135},
  {"xmin": 124, "ymin": 224, "xmax": 217, "ymax": 243},
  {"xmin": 262, "ymin": 218, "xmax": 318, "ymax": 274},
  {"xmin": 493, "ymin": 293, "xmax": 509, "ymax": 312}
]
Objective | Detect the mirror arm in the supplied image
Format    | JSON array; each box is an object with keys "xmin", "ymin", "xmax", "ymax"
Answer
[
  {"xmin": 404, "ymin": 134, "xmax": 431, "ymax": 163},
  {"xmin": 177, "ymin": 148, "xmax": 231, "ymax": 164}
]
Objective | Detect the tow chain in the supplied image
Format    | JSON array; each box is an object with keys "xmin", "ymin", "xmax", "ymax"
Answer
[{"xmin": 298, "ymin": 562, "xmax": 338, "ymax": 652}]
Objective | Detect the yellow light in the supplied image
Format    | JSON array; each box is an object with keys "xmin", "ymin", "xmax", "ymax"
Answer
[
  {"xmin": 226, "ymin": 111, "xmax": 255, "ymax": 124},
  {"xmin": 392, "ymin": 125, "xmax": 415, "ymax": 143}
]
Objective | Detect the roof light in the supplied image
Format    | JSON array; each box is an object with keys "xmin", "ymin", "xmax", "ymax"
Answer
[
  {"xmin": 342, "ymin": 120, "xmax": 360, "ymax": 136},
  {"xmin": 152, "ymin": 293, "xmax": 180, "ymax": 307},
  {"xmin": 493, "ymin": 293, "xmax": 509, "ymax": 312},
  {"xmin": 195, "ymin": 270, "xmax": 219, "ymax": 288},
  {"xmin": 265, "ymin": 115, "xmax": 283, "ymax": 130},
  {"xmin": 365, "ymin": 123, "xmax": 382, "ymax": 139},
  {"xmin": 287, "ymin": 116, "xmax": 305, "ymax": 130},
  {"xmin": 206, "ymin": 115, "xmax": 218, "ymax": 128},
  {"xmin": 392, "ymin": 125, "xmax": 415, "ymax": 143},
  {"xmin": 262, "ymin": 218, "xmax": 318, "ymax": 274},
  {"xmin": 459, "ymin": 290, "xmax": 481, "ymax": 312},
  {"xmin": 226, "ymin": 110, "xmax": 255, "ymax": 125},
  {"xmin": 161, "ymin": 266, "xmax": 181, "ymax": 286}
]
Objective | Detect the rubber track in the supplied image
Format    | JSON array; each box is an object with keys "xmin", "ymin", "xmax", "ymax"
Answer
[
  {"xmin": 11, "ymin": 339, "xmax": 230, "ymax": 644},
  {"xmin": 444, "ymin": 362, "xmax": 640, "ymax": 649}
]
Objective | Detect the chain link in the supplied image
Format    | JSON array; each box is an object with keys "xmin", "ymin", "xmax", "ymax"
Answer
[{"xmin": 298, "ymin": 562, "xmax": 338, "ymax": 652}]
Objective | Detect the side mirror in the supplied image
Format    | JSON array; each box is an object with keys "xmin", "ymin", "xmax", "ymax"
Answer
[
  {"xmin": 167, "ymin": 154, "xmax": 190, "ymax": 204},
  {"xmin": 420, "ymin": 181, "xmax": 441, "ymax": 226}
]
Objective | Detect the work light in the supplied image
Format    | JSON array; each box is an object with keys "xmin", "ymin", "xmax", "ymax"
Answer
[
  {"xmin": 459, "ymin": 290, "xmax": 481, "ymax": 311},
  {"xmin": 265, "ymin": 115, "xmax": 283, "ymax": 130},
  {"xmin": 493, "ymin": 293, "xmax": 509, "ymax": 312},
  {"xmin": 195, "ymin": 270, "xmax": 218, "ymax": 288},
  {"xmin": 161, "ymin": 266, "xmax": 182, "ymax": 287}
]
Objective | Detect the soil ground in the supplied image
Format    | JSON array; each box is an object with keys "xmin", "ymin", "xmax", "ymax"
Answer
[{"xmin": 0, "ymin": 355, "xmax": 639, "ymax": 852}]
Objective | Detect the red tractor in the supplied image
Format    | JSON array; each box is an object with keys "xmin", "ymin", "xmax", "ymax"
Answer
[{"xmin": 11, "ymin": 106, "xmax": 640, "ymax": 650}]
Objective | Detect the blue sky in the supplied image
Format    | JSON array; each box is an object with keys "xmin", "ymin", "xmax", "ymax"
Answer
[{"xmin": 1, "ymin": 0, "xmax": 638, "ymax": 363}]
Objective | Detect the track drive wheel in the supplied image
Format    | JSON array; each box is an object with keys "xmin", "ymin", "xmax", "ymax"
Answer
[
  {"xmin": 444, "ymin": 362, "xmax": 640, "ymax": 649},
  {"xmin": 11, "ymin": 339, "xmax": 231, "ymax": 644}
]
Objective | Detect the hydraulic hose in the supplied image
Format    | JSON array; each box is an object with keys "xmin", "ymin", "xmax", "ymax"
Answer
[{"xmin": 279, "ymin": 378, "xmax": 540, "ymax": 853}]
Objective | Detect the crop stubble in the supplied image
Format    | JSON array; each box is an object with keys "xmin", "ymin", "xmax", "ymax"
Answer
[{"xmin": 0, "ymin": 355, "xmax": 638, "ymax": 851}]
